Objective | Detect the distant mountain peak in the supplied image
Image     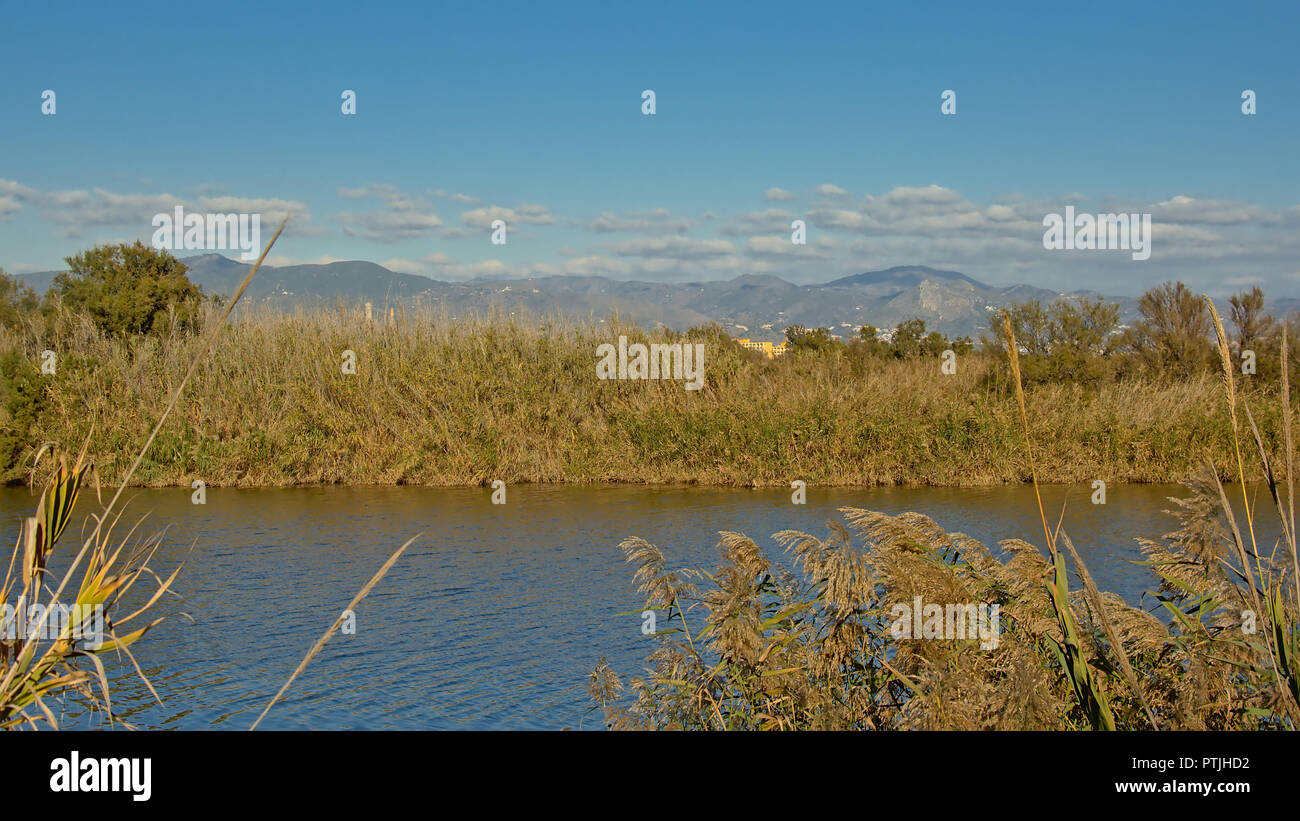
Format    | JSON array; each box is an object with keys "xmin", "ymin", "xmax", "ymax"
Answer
[
  {"xmin": 823, "ymin": 265, "xmax": 989, "ymax": 290},
  {"xmin": 732, "ymin": 273, "xmax": 797, "ymax": 288},
  {"xmin": 182, "ymin": 252, "xmax": 243, "ymax": 268}
]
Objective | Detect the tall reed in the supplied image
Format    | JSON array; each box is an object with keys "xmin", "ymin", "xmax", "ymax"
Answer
[
  {"xmin": 0, "ymin": 219, "xmax": 288, "ymax": 728},
  {"xmin": 593, "ymin": 297, "xmax": 1300, "ymax": 730}
]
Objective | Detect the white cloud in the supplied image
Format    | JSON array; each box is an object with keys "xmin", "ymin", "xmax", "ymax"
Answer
[
  {"xmin": 334, "ymin": 185, "xmax": 442, "ymax": 241},
  {"xmin": 985, "ymin": 204, "xmax": 1017, "ymax": 222},
  {"xmin": 608, "ymin": 236, "xmax": 736, "ymax": 259},
  {"xmin": 461, "ymin": 203, "xmax": 554, "ymax": 228},
  {"xmin": 586, "ymin": 208, "xmax": 692, "ymax": 234},
  {"xmin": 720, "ymin": 209, "xmax": 798, "ymax": 236},
  {"xmin": 0, "ymin": 179, "xmax": 318, "ymax": 239},
  {"xmin": 8, "ymin": 175, "xmax": 1300, "ymax": 296},
  {"xmin": 555, "ymin": 255, "xmax": 632, "ymax": 277},
  {"xmin": 337, "ymin": 185, "xmax": 430, "ymax": 211},
  {"xmin": 808, "ymin": 208, "xmax": 870, "ymax": 231},
  {"xmin": 1151, "ymin": 195, "xmax": 1268, "ymax": 225},
  {"xmin": 338, "ymin": 209, "xmax": 444, "ymax": 242},
  {"xmin": 264, "ymin": 254, "xmax": 347, "ymax": 267},
  {"xmin": 443, "ymin": 259, "xmax": 515, "ymax": 279},
  {"xmin": 198, "ymin": 196, "xmax": 312, "ymax": 225},
  {"xmin": 746, "ymin": 236, "xmax": 835, "ymax": 259},
  {"xmin": 431, "ymin": 189, "xmax": 484, "ymax": 206},
  {"xmin": 813, "ymin": 183, "xmax": 850, "ymax": 199},
  {"xmin": 875, "ymin": 184, "xmax": 963, "ymax": 207},
  {"xmin": 380, "ymin": 257, "xmax": 428, "ymax": 274}
]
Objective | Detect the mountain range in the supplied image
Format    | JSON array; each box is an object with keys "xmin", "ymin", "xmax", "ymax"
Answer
[{"xmin": 17, "ymin": 258, "xmax": 1140, "ymax": 340}]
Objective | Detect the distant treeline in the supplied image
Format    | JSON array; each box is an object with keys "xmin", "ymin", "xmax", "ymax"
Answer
[
  {"xmin": 3, "ymin": 244, "xmax": 1291, "ymax": 390},
  {"xmin": 782, "ymin": 281, "xmax": 1296, "ymax": 387}
]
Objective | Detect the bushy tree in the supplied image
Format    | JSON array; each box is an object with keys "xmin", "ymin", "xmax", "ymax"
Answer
[
  {"xmin": 984, "ymin": 301, "xmax": 1050, "ymax": 358},
  {"xmin": 1043, "ymin": 297, "xmax": 1119, "ymax": 383},
  {"xmin": 983, "ymin": 284, "xmax": 1293, "ymax": 386},
  {"xmin": 1229, "ymin": 286, "xmax": 1274, "ymax": 354},
  {"xmin": 1124, "ymin": 281, "xmax": 1213, "ymax": 377},
  {"xmin": 856, "ymin": 324, "xmax": 891, "ymax": 357},
  {"xmin": 785, "ymin": 325, "xmax": 842, "ymax": 354},
  {"xmin": 52, "ymin": 242, "xmax": 204, "ymax": 337},
  {"xmin": 0, "ymin": 268, "xmax": 38, "ymax": 329},
  {"xmin": 988, "ymin": 297, "xmax": 1120, "ymax": 385},
  {"xmin": 1224, "ymin": 287, "xmax": 1300, "ymax": 387},
  {"xmin": 890, "ymin": 318, "xmax": 928, "ymax": 358},
  {"xmin": 889, "ymin": 318, "xmax": 970, "ymax": 358}
]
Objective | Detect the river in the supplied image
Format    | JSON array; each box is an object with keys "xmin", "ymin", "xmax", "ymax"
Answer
[{"xmin": 0, "ymin": 481, "xmax": 1248, "ymax": 729}]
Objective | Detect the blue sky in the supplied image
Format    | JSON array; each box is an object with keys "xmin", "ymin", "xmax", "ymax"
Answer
[{"xmin": 1, "ymin": 0, "xmax": 1297, "ymax": 294}]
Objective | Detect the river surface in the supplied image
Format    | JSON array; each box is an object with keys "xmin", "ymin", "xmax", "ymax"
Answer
[{"xmin": 0, "ymin": 482, "xmax": 1256, "ymax": 730}]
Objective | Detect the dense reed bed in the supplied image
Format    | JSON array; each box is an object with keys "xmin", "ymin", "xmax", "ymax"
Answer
[
  {"xmin": 0, "ymin": 304, "xmax": 1274, "ymax": 488},
  {"xmin": 591, "ymin": 299, "xmax": 1300, "ymax": 730}
]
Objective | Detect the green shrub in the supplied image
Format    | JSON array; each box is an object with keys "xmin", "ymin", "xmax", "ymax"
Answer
[
  {"xmin": 0, "ymin": 269, "xmax": 38, "ymax": 329},
  {"xmin": 51, "ymin": 242, "xmax": 204, "ymax": 338},
  {"xmin": 986, "ymin": 296, "xmax": 1119, "ymax": 386},
  {"xmin": 0, "ymin": 349, "xmax": 45, "ymax": 481}
]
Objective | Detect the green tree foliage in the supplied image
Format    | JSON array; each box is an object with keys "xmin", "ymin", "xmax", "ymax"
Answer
[
  {"xmin": 1123, "ymin": 281, "xmax": 1214, "ymax": 378},
  {"xmin": 785, "ymin": 324, "xmax": 843, "ymax": 354},
  {"xmin": 983, "ymin": 285, "xmax": 1300, "ymax": 388},
  {"xmin": 0, "ymin": 268, "xmax": 38, "ymax": 329},
  {"xmin": 851, "ymin": 318, "xmax": 969, "ymax": 360},
  {"xmin": 741, "ymin": 283, "xmax": 1290, "ymax": 388},
  {"xmin": 985, "ymin": 301, "xmax": 1051, "ymax": 357},
  {"xmin": 987, "ymin": 296, "xmax": 1120, "ymax": 385},
  {"xmin": 856, "ymin": 324, "xmax": 891, "ymax": 357},
  {"xmin": 1224, "ymin": 286, "xmax": 1297, "ymax": 384},
  {"xmin": 0, "ymin": 349, "xmax": 45, "ymax": 480},
  {"xmin": 1229, "ymin": 286, "xmax": 1274, "ymax": 354},
  {"xmin": 52, "ymin": 242, "xmax": 204, "ymax": 338},
  {"xmin": 1042, "ymin": 297, "xmax": 1119, "ymax": 383},
  {"xmin": 890, "ymin": 318, "xmax": 927, "ymax": 358}
]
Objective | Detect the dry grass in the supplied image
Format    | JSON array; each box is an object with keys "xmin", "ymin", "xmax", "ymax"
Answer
[{"xmin": 0, "ymin": 305, "xmax": 1268, "ymax": 488}]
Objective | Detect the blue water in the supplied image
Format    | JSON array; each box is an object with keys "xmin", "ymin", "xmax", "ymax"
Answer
[{"xmin": 0, "ymin": 482, "xmax": 1219, "ymax": 729}]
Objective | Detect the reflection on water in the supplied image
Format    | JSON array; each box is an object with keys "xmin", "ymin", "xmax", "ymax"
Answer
[{"xmin": 0, "ymin": 482, "xmax": 1246, "ymax": 730}]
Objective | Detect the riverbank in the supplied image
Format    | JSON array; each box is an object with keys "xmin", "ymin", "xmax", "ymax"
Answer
[{"xmin": 0, "ymin": 309, "xmax": 1273, "ymax": 488}]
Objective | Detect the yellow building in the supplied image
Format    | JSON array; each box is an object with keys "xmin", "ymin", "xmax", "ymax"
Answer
[{"xmin": 735, "ymin": 338, "xmax": 789, "ymax": 358}]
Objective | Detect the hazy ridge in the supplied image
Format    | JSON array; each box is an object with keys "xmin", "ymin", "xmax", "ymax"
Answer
[{"xmin": 18, "ymin": 258, "xmax": 1143, "ymax": 339}]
